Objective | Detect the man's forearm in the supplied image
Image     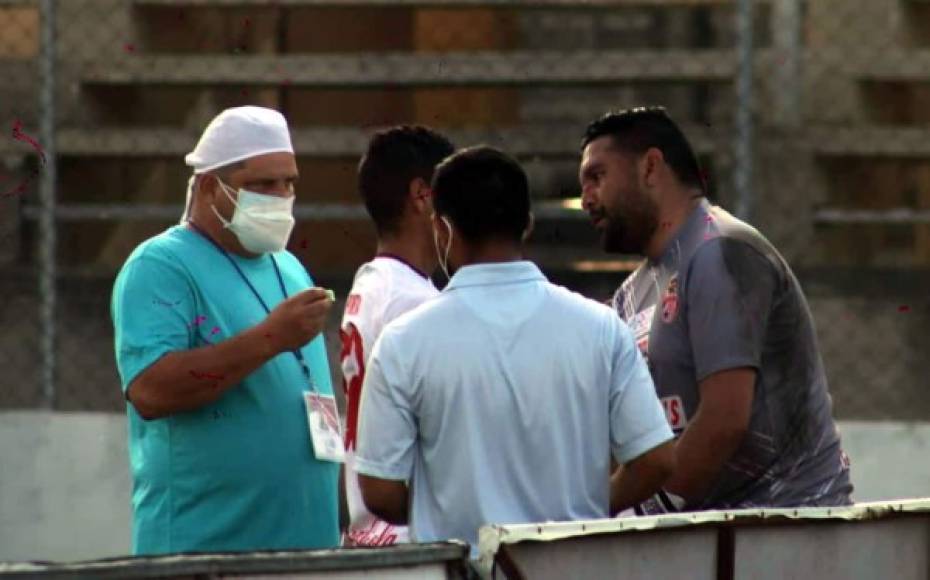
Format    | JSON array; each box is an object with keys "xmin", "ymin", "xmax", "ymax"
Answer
[
  {"xmin": 610, "ymin": 467, "xmax": 661, "ymax": 515},
  {"xmin": 128, "ymin": 321, "xmax": 280, "ymax": 419},
  {"xmin": 661, "ymin": 368, "xmax": 755, "ymax": 505},
  {"xmin": 359, "ymin": 475, "xmax": 409, "ymax": 525},
  {"xmin": 663, "ymin": 415, "xmax": 746, "ymax": 504},
  {"xmin": 373, "ymin": 501, "xmax": 409, "ymax": 526},
  {"xmin": 609, "ymin": 441, "xmax": 676, "ymax": 515}
]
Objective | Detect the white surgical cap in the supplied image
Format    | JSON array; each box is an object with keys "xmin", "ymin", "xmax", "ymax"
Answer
[{"xmin": 180, "ymin": 106, "xmax": 294, "ymax": 223}]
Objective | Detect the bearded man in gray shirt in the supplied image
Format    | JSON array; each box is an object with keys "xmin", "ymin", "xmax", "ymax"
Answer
[{"xmin": 579, "ymin": 107, "xmax": 852, "ymax": 513}]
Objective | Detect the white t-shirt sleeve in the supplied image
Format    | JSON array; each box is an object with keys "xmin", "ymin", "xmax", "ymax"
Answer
[
  {"xmin": 354, "ymin": 330, "xmax": 418, "ymax": 481},
  {"xmin": 607, "ymin": 315, "xmax": 674, "ymax": 464}
]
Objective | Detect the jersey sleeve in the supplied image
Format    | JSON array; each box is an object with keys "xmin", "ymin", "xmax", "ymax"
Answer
[
  {"xmin": 684, "ymin": 238, "xmax": 779, "ymax": 382},
  {"xmin": 340, "ymin": 267, "xmax": 386, "ymax": 451},
  {"xmin": 606, "ymin": 315, "xmax": 674, "ymax": 464},
  {"xmin": 111, "ymin": 247, "xmax": 196, "ymax": 393},
  {"xmin": 353, "ymin": 329, "xmax": 417, "ymax": 481}
]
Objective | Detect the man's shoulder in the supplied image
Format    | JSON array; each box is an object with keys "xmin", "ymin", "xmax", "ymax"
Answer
[
  {"xmin": 343, "ymin": 261, "xmax": 397, "ymax": 324},
  {"xmin": 697, "ymin": 208, "xmax": 786, "ymax": 272},
  {"xmin": 357, "ymin": 257, "xmax": 434, "ymax": 289},
  {"xmin": 545, "ymin": 280, "xmax": 617, "ymax": 320},
  {"xmin": 378, "ymin": 291, "xmax": 453, "ymax": 340},
  {"xmin": 348, "ymin": 259, "xmax": 437, "ymax": 310},
  {"xmin": 120, "ymin": 226, "xmax": 193, "ymax": 273},
  {"xmin": 684, "ymin": 232, "xmax": 785, "ymax": 287},
  {"xmin": 349, "ymin": 259, "xmax": 393, "ymax": 292}
]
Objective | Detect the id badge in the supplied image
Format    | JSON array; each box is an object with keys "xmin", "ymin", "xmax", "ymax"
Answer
[{"xmin": 304, "ymin": 392, "xmax": 345, "ymax": 463}]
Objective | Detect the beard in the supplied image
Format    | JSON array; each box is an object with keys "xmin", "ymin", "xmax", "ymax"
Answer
[{"xmin": 600, "ymin": 191, "xmax": 659, "ymax": 255}]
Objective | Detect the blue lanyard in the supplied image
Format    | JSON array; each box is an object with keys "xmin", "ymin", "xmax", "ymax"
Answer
[{"xmin": 187, "ymin": 223, "xmax": 317, "ymax": 391}]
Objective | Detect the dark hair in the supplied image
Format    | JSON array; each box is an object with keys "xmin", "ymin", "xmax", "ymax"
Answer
[
  {"xmin": 431, "ymin": 146, "xmax": 531, "ymax": 244},
  {"xmin": 357, "ymin": 125, "xmax": 455, "ymax": 235},
  {"xmin": 581, "ymin": 107, "xmax": 705, "ymax": 193}
]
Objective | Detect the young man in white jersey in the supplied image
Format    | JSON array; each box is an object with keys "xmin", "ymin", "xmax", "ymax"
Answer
[{"xmin": 340, "ymin": 126, "xmax": 455, "ymax": 546}]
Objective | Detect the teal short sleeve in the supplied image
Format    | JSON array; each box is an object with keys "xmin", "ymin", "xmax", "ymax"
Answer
[{"xmin": 111, "ymin": 248, "xmax": 196, "ymax": 392}]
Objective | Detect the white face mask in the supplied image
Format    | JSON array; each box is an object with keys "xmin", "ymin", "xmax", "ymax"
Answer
[
  {"xmin": 432, "ymin": 214, "xmax": 453, "ymax": 279},
  {"xmin": 212, "ymin": 178, "xmax": 295, "ymax": 254}
]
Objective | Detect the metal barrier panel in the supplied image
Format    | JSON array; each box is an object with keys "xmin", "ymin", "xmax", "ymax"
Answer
[
  {"xmin": 0, "ymin": 543, "xmax": 470, "ymax": 580},
  {"xmin": 733, "ymin": 518, "xmax": 930, "ymax": 580},
  {"xmin": 490, "ymin": 526, "xmax": 718, "ymax": 580},
  {"xmin": 477, "ymin": 499, "xmax": 930, "ymax": 580}
]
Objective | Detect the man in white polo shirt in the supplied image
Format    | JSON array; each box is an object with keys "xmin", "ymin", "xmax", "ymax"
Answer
[
  {"xmin": 340, "ymin": 126, "xmax": 454, "ymax": 546},
  {"xmin": 354, "ymin": 146, "xmax": 676, "ymax": 550}
]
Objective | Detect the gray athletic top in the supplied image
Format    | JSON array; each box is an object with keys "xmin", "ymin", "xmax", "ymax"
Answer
[{"xmin": 612, "ymin": 199, "xmax": 853, "ymax": 509}]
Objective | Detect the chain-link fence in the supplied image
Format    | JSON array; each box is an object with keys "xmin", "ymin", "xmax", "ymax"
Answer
[
  {"xmin": 1, "ymin": 2, "xmax": 42, "ymax": 409},
  {"xmin": 0, "ymin": 0, "xmax": 927, "ymax": 420}
]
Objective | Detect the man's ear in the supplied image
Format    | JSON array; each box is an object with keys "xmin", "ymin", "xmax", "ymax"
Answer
[
  {"xmin": 409, "ymin": 177, "xmax": 432, "ymax": 214},
  {"xmin": 200, "ymin": 173, "xmax": 221, "ymax": 201},
  {"xmin": 641, "ymin": 147, "xmax": 665, "ymax": 188}
]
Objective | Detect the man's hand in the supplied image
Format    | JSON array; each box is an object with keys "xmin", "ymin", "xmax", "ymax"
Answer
[{"xmin": 261, "ymin": 287, "xmax": 334, "ymax": 353}]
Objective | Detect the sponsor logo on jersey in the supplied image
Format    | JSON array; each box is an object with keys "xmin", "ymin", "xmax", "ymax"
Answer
[
  {"xmin": 345, "ymin": 294, "xmax": 362, "ymax": 316},
  {"xmin": 629, "ymin": 305, "xmax": 656, "ymax": 358},
  {"xmin": 661, "ymin": 395, "xmax": 687, "ymax": 432},
  {"xmin": 661, "ymin": 275, "xmax": 679, "ymax": 324}
]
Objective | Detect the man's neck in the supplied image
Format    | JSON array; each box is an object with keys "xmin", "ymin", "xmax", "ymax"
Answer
[
  {"xmin": 644, "ymin": 190, "xmax": 705, "ymax": 261},
  {"xmin": 376, "ymin": 232, "xmax": 436, "ymax": 278},
  {"xmin": 459, "ymin": 243, "xmax": 523, "ymax": 267}
]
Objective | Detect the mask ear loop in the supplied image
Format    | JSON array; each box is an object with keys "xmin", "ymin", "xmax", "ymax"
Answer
[
  {"xmin": 180, "ymin": 175, "xmax": 196, "ymax": 224},
  {"xmin": 210, "ymin": 176, "xmax": 241, "ymax": 230}
]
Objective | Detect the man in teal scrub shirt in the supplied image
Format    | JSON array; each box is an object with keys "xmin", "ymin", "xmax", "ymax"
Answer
[{"xmin": 111, "ymin": 106, "xmax": 340, "ymax": 555}]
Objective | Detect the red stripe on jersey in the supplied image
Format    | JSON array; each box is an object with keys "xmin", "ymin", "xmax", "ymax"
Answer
[{"xmin": 340, "ymin": 323, "xmax": 366, "ymax": 451}]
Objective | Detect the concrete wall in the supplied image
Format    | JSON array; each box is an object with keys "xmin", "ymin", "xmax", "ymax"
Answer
[
  {"xmin": 0, "ymin": 412, "xmax": 131, "ymax": 562},
  {"xmin": 0, "ymin": 412, "xmax": 928, "ymax": 563}
]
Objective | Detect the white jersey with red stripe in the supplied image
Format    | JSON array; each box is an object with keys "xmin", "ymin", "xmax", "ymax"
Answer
[{"xmin": 339, "ymin": 255, "xmax": 439, "ymax": 546}]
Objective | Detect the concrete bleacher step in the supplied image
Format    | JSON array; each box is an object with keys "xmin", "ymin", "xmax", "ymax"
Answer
[
  {"xmin": 76, "ymin": 49, "xmax": 930, "ymax": 97},
  {"xmin": 132, "ymin": 0, "xmax": 756, "ymax": 6},
  {"xmin": 53, "ymin": 124, "xmax": 716, "ymax": 157},
  {"xmin": 21, "ymin": 199, "xmax": 588, "ymax": 222},
  {"xmin": 814, "ymin": 208, "xmax": 930, "ymax": 225},
  {"xmin": 79, "ymin": 50, "xmax": 739, "ymax": 86},
  {"xmin": 838, "ymin": 49, "xmax": 930, "ymax": 82},
  {"xmin": 806, "ymin": 127, "xmax": 930, "ymax": 158},
  {"xmin": 48, "ymin": 126, "xmax": 930, "ymax": 159}
]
